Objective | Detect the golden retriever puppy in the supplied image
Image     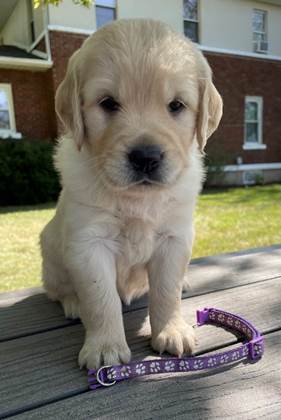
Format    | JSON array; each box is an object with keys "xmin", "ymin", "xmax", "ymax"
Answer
[{"xmin": 40, "ymin": 19, "xmax": 222, "ymax": 369}]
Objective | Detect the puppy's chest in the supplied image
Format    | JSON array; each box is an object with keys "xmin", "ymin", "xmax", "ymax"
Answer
[{"xmin": 119, "ymin": 219, "xmax": 156, "ymax": 266}]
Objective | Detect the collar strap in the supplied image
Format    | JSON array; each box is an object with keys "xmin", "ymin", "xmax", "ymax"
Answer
[{"xmin": 88, "ymin": 307, "xmax": 264, "ymax": 390}]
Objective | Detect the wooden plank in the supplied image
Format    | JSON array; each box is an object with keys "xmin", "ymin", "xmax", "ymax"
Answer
[
  {"xmin": 187, "ymin": 244, "xmax": 281, "ymax": 295},
  {"xmin": 0, "ymin": 287, "xmax": 43, "ymax": 306},
  {"xmin": 7, "ymin": 330, "xmax": 281, "ymax": 420},
  {"xmin": 1, "ymin": 246, "xmax": 280, "ymax": 342},
  {"xmin": 1, "ymin": 276, "xmax": 281, "ymax": 418},
  {"xmin": 0, "ymin": 292, "xmax": 74, "ymax": 343}
]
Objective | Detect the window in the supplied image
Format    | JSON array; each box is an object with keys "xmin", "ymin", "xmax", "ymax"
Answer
[
  {"xmin": 252, "ymin": 9, "xmax": 268, "ymax": 53},
  {"xmin": 183, "ymin": 0, "xmax": 199, "ymax": 43},
  {"xmin": 0, "ymin": 84, "xmax": 16, "ymax": 136},
  {"xmin": 244, "ymin": 96, "xmax": 265, "ymax": 149},
  {"xmin": 96, "ymin": 0, "xmax": 116, "ymax": 29}
]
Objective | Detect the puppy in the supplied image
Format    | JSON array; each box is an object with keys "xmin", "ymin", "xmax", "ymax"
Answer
[{"xmin": 40, "ymin": 19, "xmax": 222, "ymax": 369}]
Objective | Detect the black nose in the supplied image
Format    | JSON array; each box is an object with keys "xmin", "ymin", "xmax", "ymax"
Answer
[{"xmin": 128, "ymin": 145, "xmax": 164, "ymax": 175}]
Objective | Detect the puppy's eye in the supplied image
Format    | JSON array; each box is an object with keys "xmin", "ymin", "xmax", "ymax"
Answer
[
  {"xmin": 99, "ymin": 96, "xmax": 120, "ymax": 113},
  {"xmin": 168, "ymin": 100, "xmax": 186, "ymax": 114}
]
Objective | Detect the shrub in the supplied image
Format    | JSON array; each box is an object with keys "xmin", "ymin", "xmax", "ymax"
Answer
[
  {"xmin": 204, "ymin": 153, "xmax": 227, "ymax": 186},
  {"xmin": 0, "ymin": 138, "xmax": 60, "ymax": 205}
]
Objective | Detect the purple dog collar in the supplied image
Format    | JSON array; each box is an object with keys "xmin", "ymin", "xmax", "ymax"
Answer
[{"xmin": 88, "ymin": 307, "xmax": 264, "ymax": 390}]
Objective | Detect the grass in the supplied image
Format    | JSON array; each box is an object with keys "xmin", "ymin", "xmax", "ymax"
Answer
[
  {"xmin": 193, "ymin": 184, "xmax": 281, "ymax": 257},
  {"xmin": 0, "ymin": 203, "xmax": 55, "ymax": 293},
  {"xmin": 0, "ymin": 185, "xmax": 281, "ymax": 292}
]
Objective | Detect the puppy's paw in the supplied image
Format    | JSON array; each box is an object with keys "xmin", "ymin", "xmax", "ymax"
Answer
[
  {"xmin": 78, "ymin": 335, "xmax": 131, "ymax": 370},
  {"xmin": 151, "ymin": 319, "xmax": 196, "ymax": 357},
  {"xmin": 61, "ymin": 294, "xmax": 80, "ymax": 319}
]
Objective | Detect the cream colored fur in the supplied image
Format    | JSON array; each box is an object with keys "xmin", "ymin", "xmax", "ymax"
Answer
[{"xmin": 40, "ymin": 19, "xmax": 222, "ymax": 369}]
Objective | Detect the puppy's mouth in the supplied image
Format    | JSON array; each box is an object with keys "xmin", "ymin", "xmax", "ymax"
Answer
[
  {"xmin": 102, "ymin": 171, "xmax": 167, "ymax": 193},
  {"xmin": 140, "ymin": 179, "xmax": 153, "ymax": 186},
  {"xmin": 131, "ymin": 175, "xmax": 165, "ymax": 187}
]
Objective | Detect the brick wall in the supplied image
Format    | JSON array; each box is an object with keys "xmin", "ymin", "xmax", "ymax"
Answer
[
  {"xmin": 35, "ymin": 37, "xmax": 47, "ymax": 53},
  {"xmin": 0, "ymin": 68, "xmax": 56, "ymax": 140},
  {"xmin": 48, "ymin": 30, "xmax": 89, "ymax": 136},
  {"xmin": 205, "ymin": 52, "xmax": 281, "ymax": 164},
  {"xmin": 49, "ymin": 30, "xmax": 88, "ymax": 91}
]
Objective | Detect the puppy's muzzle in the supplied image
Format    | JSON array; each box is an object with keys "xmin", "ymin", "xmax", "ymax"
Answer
[{"xmin": 128, "ymin": 144, "xmax": 164, "ymax": 182}]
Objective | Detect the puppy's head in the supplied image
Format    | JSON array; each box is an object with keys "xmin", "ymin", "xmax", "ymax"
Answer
[{"xmin": 56, "ymin": 19, "xmax": 222, "ymax": 193}]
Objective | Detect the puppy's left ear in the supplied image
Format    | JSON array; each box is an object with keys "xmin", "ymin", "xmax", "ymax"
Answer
[{"xmin": 197, "ymin": 79, "xmax": 223, "ymax": 152}]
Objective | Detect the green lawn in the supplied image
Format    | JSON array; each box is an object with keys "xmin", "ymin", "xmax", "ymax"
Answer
[{"xmin": 0, "ymin": 185, "xmax": 281, "ymax": 292}]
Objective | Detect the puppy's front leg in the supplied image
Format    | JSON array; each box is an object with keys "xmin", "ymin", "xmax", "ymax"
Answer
[
  {"xmin": 148, "ymin": 236, "xmax": 196, "ymax": 357},
  {"xmin": 68, "ymin": 240, "xmax": 130, "ymax": 369}
]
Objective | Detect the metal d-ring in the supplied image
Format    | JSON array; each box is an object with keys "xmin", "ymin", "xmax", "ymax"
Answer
[{"xmin": 96, "ymin": 365, "xmax": 117, "ymax": 387}]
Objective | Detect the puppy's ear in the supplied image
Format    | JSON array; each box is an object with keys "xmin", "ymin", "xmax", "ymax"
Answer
[
  {"xmin": 197, "ymin": 79, "xmax": 223, "ymax": 152},
  {"xmin": 55, "ymin": 51, "xmax": 84, "ymax": 150}
]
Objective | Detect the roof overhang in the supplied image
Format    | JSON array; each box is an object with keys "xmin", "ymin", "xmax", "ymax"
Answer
[{"xmin": 0, "ymin": 57, "xmax": 53, "ymax": 71}]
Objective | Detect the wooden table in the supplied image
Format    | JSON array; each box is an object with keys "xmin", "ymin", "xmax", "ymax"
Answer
[{"xmin": 1, "ymin": 245, "xmax": 281, "ymax": 419}]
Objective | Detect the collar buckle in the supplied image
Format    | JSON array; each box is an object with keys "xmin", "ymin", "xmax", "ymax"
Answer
[
  {"xmin": 96, "ymin": 365, "xmax": 117, "ymax": 387},
  {"xmin": 196, "ymin": 307, "xmax": 212, "ymax": 326}
]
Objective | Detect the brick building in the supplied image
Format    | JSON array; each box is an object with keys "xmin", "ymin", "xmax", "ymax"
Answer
[{"xmin": 0, "ymin": 0, "xmax": 281, "ymax": 184}]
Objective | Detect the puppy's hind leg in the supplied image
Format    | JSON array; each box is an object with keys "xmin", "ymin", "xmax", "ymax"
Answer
[
  {"xmin": 61, "ymin": 294, "xmax": 80, "ymax": 320},
  {"xmin": 42, "ymin": 253, "xmax": 80, "ymax": 320},
  {"xmin": 40, "ymin": 221, "xmax": 80, "ymax": 320}
]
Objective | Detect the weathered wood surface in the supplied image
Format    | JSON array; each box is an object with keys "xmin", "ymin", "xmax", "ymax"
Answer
[
  {"xmin": 1, "ymin": 245, "xmax": 280, "ymax": 341},
  {"xmin": 12, "ymin": 331, "xmax": 281, "ymax": 420},
  {"xmin": 0, "ymin": 245, "xmax": 280, "ymax": 419}
]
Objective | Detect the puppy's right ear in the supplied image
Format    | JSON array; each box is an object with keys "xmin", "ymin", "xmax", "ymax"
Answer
[{"xmin": 55, "ymin": 51, "xmax": 84, "ymax": 150}]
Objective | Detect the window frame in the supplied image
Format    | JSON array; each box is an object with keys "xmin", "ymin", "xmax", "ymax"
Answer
[
  {"xmin": 252, "ymin": 9, "xmax": 268, "ymax": 53},
  {"xmin": 95, "ymin": 0, "xmax": 116, "ymax": 29},
  {"xmin": 243, "ymin": 96, "xmax": 265, "ymax": 150},
  {"xmin": 0, "ymin": 83, "xmax": 16, "ymax": 136},
  {"xmin": 183, "ymin": 0, "xmax": 199, "ymax": 43}
]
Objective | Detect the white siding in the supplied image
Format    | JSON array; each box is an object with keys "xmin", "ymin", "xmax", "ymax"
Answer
[
  {"xmin": 42, "ymin": 0, "xmax": 281, "ymax": 58},
  {"xmin": 200, "ymin": 0, "xmax": 281, "ymax": 56},
  {"xmin": 117, "ymin": 0, "xmax": 183, "ymax": 33},
  {"xmin": 200, "ymin": 0, "xmax": 252, "ymax": 51},
  {"xmin": 268, "ymin": 4, "xmax": 281, "ymax": 54},
  {"xmin": 48, "ymin": 0, "xmax": 96, "ymax": 31}
]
